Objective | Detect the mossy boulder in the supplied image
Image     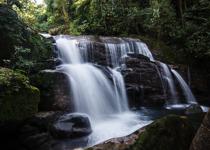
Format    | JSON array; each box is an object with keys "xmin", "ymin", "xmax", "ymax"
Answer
[
  {"xmin": 0, "ymin": 68, "xmax": 40, "ymax": 121},
  {"xmin": 129, "ymin": 115, "xmax": 195, "ymax": 150}
]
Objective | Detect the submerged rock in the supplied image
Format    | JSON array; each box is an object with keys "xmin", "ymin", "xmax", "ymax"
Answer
[
  {"xmin": 0, "ymin": 67, "xmax": 40, "ymax": 121},
  {"xmin": 50, "ymin": 113, "xmax": 92, "ymax": 139}
]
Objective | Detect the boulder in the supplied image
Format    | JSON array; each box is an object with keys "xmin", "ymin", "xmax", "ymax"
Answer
[
  {"xmin": 0, "ymin": 67, "xmax": 40, "ymax": 121},
  {"xmin": 50, "ymin": 113, "xmax": 92, "ymax": 139},
  {"xmin": 31, "ymin": 70, "xmax": 72, "ymax": 111},
  {"xmin": 190, "ymin": 109, "xmax": 210, "ymax": 150},
  {"xmin": 129, "ymin": 115, "xmax": 195, "ymax": 150}
]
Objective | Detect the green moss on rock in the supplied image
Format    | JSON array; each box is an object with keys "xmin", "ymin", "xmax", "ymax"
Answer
[
  {"xmin": 0, "ymin": 68, "xmax": 40, "ymax": 121},
  {"xmin": 129, "ymin": 115, "xmax": 195, "ymax": 150}
]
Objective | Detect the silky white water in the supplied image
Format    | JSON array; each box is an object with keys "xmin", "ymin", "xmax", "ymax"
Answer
[
  {"xmin": 55, "ymin": 36, "xmax": 150, "ymax": 147},
  {"xmin": 171, "ymin": 69, "xmax": 197, "ymax": 104},
  {"xmin": 105, "ymin": 40, "xmax": 154, "ymax": 68},
  {"xmin": 159, "ymin": 62, "xmax": 178, "ymax": 104}
]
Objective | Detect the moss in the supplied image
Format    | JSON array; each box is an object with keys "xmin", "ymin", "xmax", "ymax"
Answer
[
  {"xmin": 129, "ymin": 115, "xmax": 195, "ymax": 150},
  {"xmin": 0, "ymin": 68, "xmax": 40, "ymax": 121}
]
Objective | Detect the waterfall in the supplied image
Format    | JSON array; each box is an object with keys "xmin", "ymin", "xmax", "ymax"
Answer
[
  {"xmin": 105, "ymin": 40, "xmax": 154, "ymax": 68},
  {"xmin": 171, "ymin": 69, "xmax": 197, "ymax": 104},
  {"xmin": 53, "ymin": 35, "xmax": 198, "ymax": 147},
  {"xmin": 55, "ymin": 36, "xmax": 128, "ymax": 122},
  {"xmin": 159, "ymin": 62, "xmax": 178, "ymax": 104},
  {"xmin": 54, "ymin": 35, "xmax": 151, "ymax": 147}
]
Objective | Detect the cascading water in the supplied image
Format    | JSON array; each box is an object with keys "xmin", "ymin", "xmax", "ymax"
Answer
[
  {"xmin": 159, "ymin": 62, "xmax": 178, "ymax": 104},
  {"xmin": 171, "ymin": 69, "xmax": 197, "ymax": 104},
  {"xmin": 55, "ymin": 35, "xmax": 150, "ymax": 147},
  {"xmin": 56, "ymin": 37, "xmax": 128, "ymax": 121},
  {"xmin": 105, "ymin": 40, "xmax": 154, "ymax": 68}
]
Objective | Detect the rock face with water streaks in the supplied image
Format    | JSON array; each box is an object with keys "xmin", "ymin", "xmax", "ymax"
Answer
[
  {"xmin": 190, "ymin": 109, "xmax": 210, "ymax": 150},
  {"xmin": 123, "ymin": 56, "xmax": 165, "ymax": 107}
]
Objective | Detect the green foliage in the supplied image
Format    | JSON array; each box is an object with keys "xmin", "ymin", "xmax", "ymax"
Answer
[
  {"xmin": 1, "ymin": 0, "xmax": 210, "ymax": 70},
  {"xmin": 0, "ymin": 4, "xmax": 53, "ymax": 72},
  {"xmin": 44, "ymin": 0, "xmax": 71, "ymax": 34},
  {"xmin": 0, "ymin": 4, "xmax": 25, "ymax": 60},
  {"xmin": 0, "ymin": 67, "xmax": 40, "ymax": 121},
  {"xmin": 12, "ymin": 46, "xmax": 34, "ymax": 71}
]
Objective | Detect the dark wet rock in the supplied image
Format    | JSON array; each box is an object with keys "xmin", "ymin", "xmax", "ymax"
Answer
[
  {"xmin": 185, "ymin": 104, "xmax": 203, "ymax": 115},
  {"xmin": 50, "ymin": 113, "xmax": 92, "ymax": 139},
  {"xmin": 190, "ymin": 109, "xmax": 210, "ymax": 150},
  {"xmin": 129, "ymin": 115, "xmax": 195, "ymax": 150},
  {"xmin": 25, "ymin": 112, "xmax": 64, "ymax": 131},
  {"xmin": 18, "ymin": 111, "xmax": 64, "ymax": 150},
  {"xmin": 127, "ymin": 53, "xmax": 151, "ymax": 61},
  {"xmin": 126, "ymin": 84, "xmax": 144, "ymax": 108},
  {"xmin": 123, "ymin": 57, "xmax": 165, "ymax": 107},
  {"xmin": 89, "ymin": 42, "xmax": 107, "ymax": 66},
  {"xmin": 31, "ymin": 58, "xmax": 62, "ymax": 74},
  {"xmin": 20, "ymin": 132, "xmax": 53, "ymax": 150},
  {"xmin": 31, "ymin": 70, "xmax": 72, "ymax": 112}
]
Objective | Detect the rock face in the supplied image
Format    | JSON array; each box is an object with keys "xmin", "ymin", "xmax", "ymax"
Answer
[
  {"xmin": 123, "ymin": 56, "xmax": 165, "ymax": 107},
  {"xmin": 190, "ymin": 109, "xmax": 210, "ymax": 150},
  {"xmin": 129, "ymin": 115, "xmax": 195, "ymax": 150},
  {"xmin": 0, "ymin": 67, "xmax": 40, "ymax": 121},
  {"xmin": 31, "ymin": 70, "xmax": 72, "ymax": 112},
  {"xmin": 79, "ymin": 40, "xmax": 108, "ymax": 66},
  {"xmin": 50, "ymin": 113, "xmax": 92, "ymax": 139}
]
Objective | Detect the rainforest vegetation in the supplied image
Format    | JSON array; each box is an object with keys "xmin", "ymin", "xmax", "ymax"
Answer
[
  {"xmin": 0, "ymin": 0, "xmax": 210, "ymax": 150},
  {"xmin": 0, "ymin": 0, "xmax": 210, "ymax": 72}
]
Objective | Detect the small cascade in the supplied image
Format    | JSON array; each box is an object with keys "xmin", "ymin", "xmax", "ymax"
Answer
[
  {"xmin": 56, "ymin": 39, "xmax": 83, "ymax": 64},
  {"xmin": 111, "ymin": 69, "xmax": 129, "ymax": 111},
  {"xmin": 171, "ymin": 69, "xmax": 197, "ymax": 104},
  {"xmin": 159, "ymin": 62, "xmax": 178, "ymax": 104},
  {"xmin": 105, "ymin": 39, "xmax": 154, "ymax": 68}
]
